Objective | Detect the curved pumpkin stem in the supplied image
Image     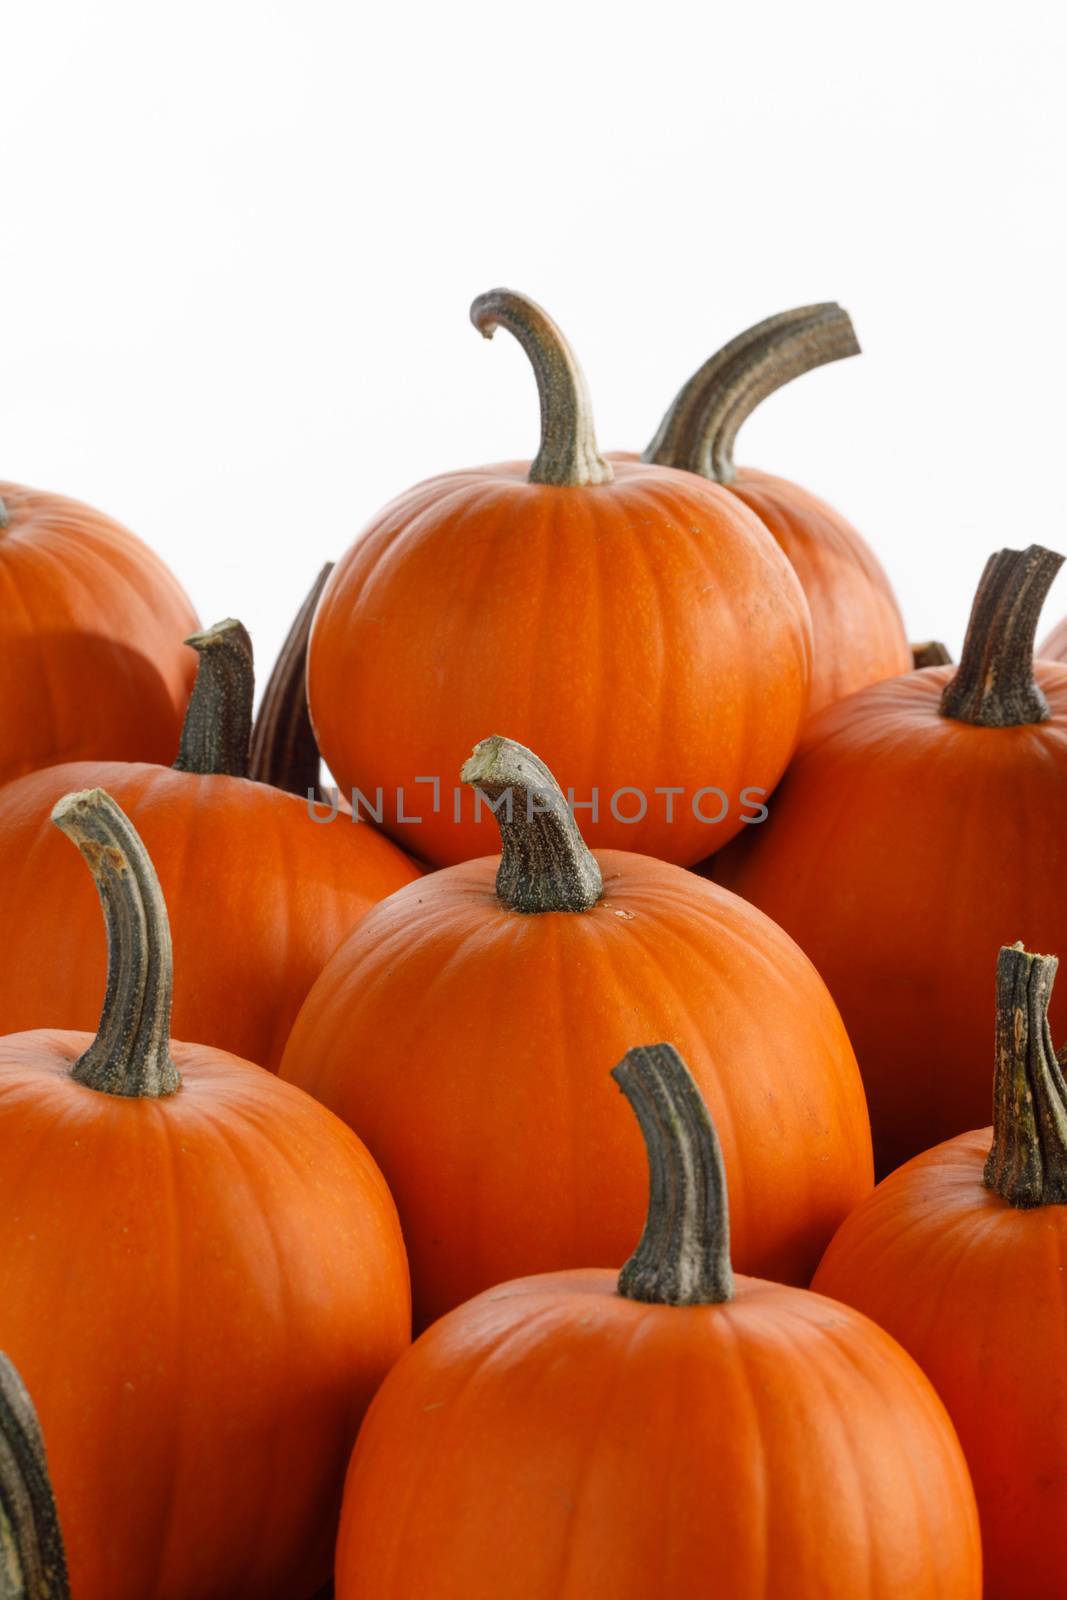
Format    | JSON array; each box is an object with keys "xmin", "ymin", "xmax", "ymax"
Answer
[
  {"xmin": 985, "ymin": 943, "xmax": 1067, "ymax": 1208},
  {"xmin": 0, "ymin": 499, "xmax": 9, "ymax": 531},
  {"xmin": 470, "ymin": 289, "xmax": 613, "ymax": 488},
  {"xmin": 52, "ymin": 788, "xmax": 181, "ymax": 1099},
  {"xmin": 174, "ymin": 618, "xmax": 254, "ymax": 777},
  {"xmin": 461, "ymin": 735, "xmax": 602, "ymax": 913},
  {"xmin": 644, "ymin": 303, "xmax": 859, "ymax": 484},
  {"xmin": 612, "ymin": 1043, "xmax": 734, "ymax": 1306},
  {"xmin": 249, "ymin": 564, "xmax": 333, "ymax": 798},
  {"xmin": 940, "ymin": 546, "xmax": 1063, "ymax": 727},
  {"xmin": 0, "ymin": 1353, "xmax": 70, "ymax": 1600},
  {"xmin": 912, "ymin": 640, "xmax": 953, "ymax": 669}
]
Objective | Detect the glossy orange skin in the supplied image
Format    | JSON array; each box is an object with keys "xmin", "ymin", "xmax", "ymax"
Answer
[
  {"xmin": 813, "ymin": 1129, "xmax": 1067, "ymax": 1600},
  {"xmin": 280, "ymin": 850, "xmax": 872, "ymax": 1329},
  {"xmin": 0, "ymin": 762, "xmax": 417, "ymax": 1070},
  {"xmin": 335, "ymin": 1269, "xmax": 981, "ymax": 1600},
  {"xmin": 612, "ymin": 453, "xmax": 910, "ymax": 716},
  {"xmin": 0, "ymin": 1029, "xmax": 410, "ymax": 1600},
  {"xmin": 0, "ymin": 483, "xmax": 199, "ymax": 783},
  {"xmin": 714, "ymin": 663, "xmax": 1067, "ymax": 1173},
  {"xmin": 308, "ymin": 460, "xmax": 813, "ymax": 868}
]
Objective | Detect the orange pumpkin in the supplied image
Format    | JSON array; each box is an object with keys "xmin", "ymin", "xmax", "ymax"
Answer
[
  {"xmin": 0, "ymin": 619, "xmax": 416, "ymax": 1070},
  {"xmin": 308, "ymin": 289, "xmax": 812, "ymax": 868},
  {"xmin": 280, "ymin": 735, "xmax": 872, "ymax": 1329},
  {"xmin": 0, "ymin": 481, "xmax": 198, "ymax": 783},
  {"xmin": 715, "ymin": 544, "xmax": 1067, "ymax": 1173},
  {"xmin": 633, "ymin": 303, "xmax": 911, "ymax": 715},
  {"xmin": 335, "ymin": 1043, "xmax": 980, "ymax": 1600},
  {"xmin": 814, "ymin": 942, "xmax": 1067, "ymax": 1600},
  {"xmin": 0, "ymin": 787, "xmax": 410, "ymax": 1600}
]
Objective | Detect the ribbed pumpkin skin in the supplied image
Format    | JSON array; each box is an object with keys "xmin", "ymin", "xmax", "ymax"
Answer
[
  {"xmin": 0, "ymin": 483, "xmax": 198, "ymax": 783},
  {"xmin": 714, "ymin": 664, "xmax": 1067, "ymax": 1173},
  {"xmin": 0, "ymin": 762, "xmax": 417, "ymax": 1069},
  {"xmin": 728, "ymin": 468, "xmax": 911, "ymax": 714},
  {"xmin": 307, "ymin": 460, "xmax": 813, "ymax": 868},
  {"xmin": 280, "ymin": 851, "xmax": 872, "ymax": 1328},
  {"xmin": 813, "ymin": 1130, "xmax": 1067, "ymax": 1600},
  {"xmin": 0, "ymin": 1031, "xmax": 410, "ymax": 1600},
  {"xmin": 335, "ymin": 1269, "xmax": 981, "ymax": 1600},
  {"xmin": 611, "ymin": 454, "xmax": 910, "ymax": 717}
]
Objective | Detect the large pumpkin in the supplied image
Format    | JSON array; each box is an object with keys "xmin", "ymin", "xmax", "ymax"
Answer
[
  {"xmin": 335, "ymin": 1043, "xmax": 980, "ymax": 1600},
  {"xmin": 635, "ymin": 303, "xmax": 911, "ymax": 715},
  {"xmin": 0, "ymin": 481, "xmax": 198, "ymax": 783},
  {"xmin": 0, "ymin": 788, "xmax": 410, "ymax": 1600},
  {"xmin": 308, "ymin": 289, "xmax": 812, "ymax": 868},
  {"xmin": 814, "ymin": 942, "xmax": 1067, "ymax": 1600},
  {"xmin": 281, "ymin": 735, "xmax": 872, "ymax": 1329},
  {"xmin": 715, "ymin": 543, "xmax": 1067, "ymax": 1173},
  {"xmin": 0, "ymin": 618, "xmax": 416, "ymax": 1069}
]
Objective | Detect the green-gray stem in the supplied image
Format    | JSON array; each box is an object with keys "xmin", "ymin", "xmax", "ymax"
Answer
[
  {"xmin": 940, "ymin": 546, "xmax": 1064, "ymax": 727},
  {"xmin": 612, "ymin": 1043, "xmax": 734, "ymax": 1306},
  {"xmin": 52, "ymin": 788, "xmax": 181, "ymax": 1098},
  {"xmin": 249, "ymin": 565, "xmax": 333, "ymax": 798},
  {"xmin": 0, "ymin": 1354, "xmax": 70, "ymax": 1600},
  {"xmin": 985, "ymin": 943, "xmax": 1067, "ymax": 1207},
  {"xmin": 645, "ymin": 303, "xmax": 859, "ymax": 484},
  {"xmin": 0, "ymin": 499, "xmax": 9, "ymax": 531},
  {"xmin": 912, "ymin": 640, "xmax": 953, "ymax": 669},
  {"xmin": 173, "ymin": 619, "xmax": 254, "ymax": 777},
  {"xmin": 460, "ymin": 736, "xmax": 602, "ymax": 913},
  {"xmin": 470, "ymin": 289, "xmax": 613, "ymax": 488}
]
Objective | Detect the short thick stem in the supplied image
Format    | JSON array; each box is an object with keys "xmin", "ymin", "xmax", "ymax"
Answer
[
  {"xmin": 940, "ymin": 546, "xmax": 1063, "ymax": 727},
  {"xmin": 173, "ymin": 619, "xmax": 254, "ymax": 777},
  {"xmin": 470, "ymin": 289, "xmax": 613, "ymax": 488},
  {"xmin": 612, "ymin": 1043, "xmax": 734, "ymax": 1305},
  {"xmin": 460, "ymin": 736, "xmax": 601, "ymax": 913},
  {"xmin": 912, "ymin": 640, "xmax": 953, "ymax": 669},
  {"xmin": 985, "ymin": 943, "xmax": 1067, "ymax": 1207},
  {"xmin": 52, "ymin": 789, "xmax": 181, "ymax": 1098},
  {"xmin": 0, "ymin": 499, "xmax": 9, "ymax": 531},
  {"xmin": 249, "ymin": 565, "xmax": 333, "ymax": 798},
  {"xmin": 0, "ymin": 1354, "xmax": 70, "ymax": 1600},
  {"xmin": 645, "ymin": 303, "xmax": 859, "ymax": 483}
]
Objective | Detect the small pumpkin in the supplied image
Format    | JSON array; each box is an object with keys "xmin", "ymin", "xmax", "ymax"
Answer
[
  {"xmin": 280, "ymin": 735, "xmax": 872, "ymax": 1329},
  {"xmin": 0, "ymin": 618, "xmax": 416, "ymax": 1070},
  {"xmin": 715, "ymin": 543, "xmax": 1067, "ymax": 1173},
  {"xmin": 0, "ymin": 481, "xmax": 199, "ymax": 783},
  {"xmin": 634, "ymin": 303, "xmax": 911, "ymax": 715},
  {"xmin": 0, "ymin": 787, "xmax": 410, "ymax": 1600},
  {"xmin": 334, "ymin": 1043, "xmax": 980, "ymax": 1600},
  {"xmin": 308, "ymin": 289, "xmax": 813, "ymax": 868},
  {"xmin": 813, "ymin": 942, "xmax": 1067, "ymax": 1600}
]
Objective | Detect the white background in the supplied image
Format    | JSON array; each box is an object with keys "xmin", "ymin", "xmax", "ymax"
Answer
[{"xmin": 4, "ymin": 1, "xmax": 1066, "ymax": 687}]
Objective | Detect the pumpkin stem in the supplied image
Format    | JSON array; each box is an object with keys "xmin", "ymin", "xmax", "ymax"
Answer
[
  {"xmin": 0, "ymin": 1353, "xmax": 70, "ymax": 1600},
  {"xmin": 912, "ymin": 640, "xmax": 953, "ymax": 669},
  {"xmin": 173, "ymin": 618, "xmax": 254, "ymax": 777},
  {"xmin": 644, "ymin": 303, "xmax": 859, "ymax": 484},
  {"xmin": 984, "ymin": 943, "xmax": 1067, "ymax": 1207},
  {"xmin": 612, "ymin": 1043, "xmax": 734, "ymax": 1306},
  {"xmin": 52, "ymin": 788, "xmax": 181, "ymax": 1099},
  {"xmin": 0, "ymin": 499, "xmax": 9, "ymax": 531},
  {"xmin": 469, "ymin": 289, "xmax": 614, "ymax": 489},
  {"xmin": 940, "ymin": 546, "xmax": 1064, "ymax": 728},
  {"xmin": 249, "ymin": 564, "xmax": 333, "ymax": 798},
  {"xmin": 460, "ymin": 735, "xmax": 602, "ymax": 913}
]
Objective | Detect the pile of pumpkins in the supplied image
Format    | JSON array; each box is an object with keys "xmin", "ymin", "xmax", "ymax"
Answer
[{"xmin": 2, "ymin": 289, "xmax": 1067, "ymax": 1600}]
